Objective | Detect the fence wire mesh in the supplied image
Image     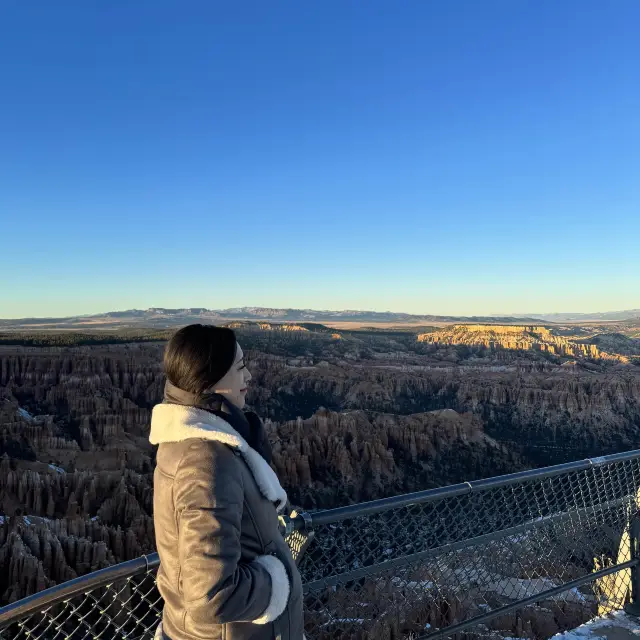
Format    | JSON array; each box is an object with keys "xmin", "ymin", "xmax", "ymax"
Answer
[
  {"xmin": 2, "ymin": 570, "xmax": 162, "ymax": 640},
  {"xmin": 1, "ymin": 455, "xmax": 640, "ymax": 640},
  {"xmin": 298, "ymin": 459, "xmax": 640, "ymax": 639}
]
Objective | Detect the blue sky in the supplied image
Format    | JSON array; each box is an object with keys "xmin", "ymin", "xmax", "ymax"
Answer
[{"xmin": 1, "ymin": 0, "xmax": 639, "ymax": 318}]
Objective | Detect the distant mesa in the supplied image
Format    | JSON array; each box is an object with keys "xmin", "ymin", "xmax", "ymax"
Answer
[
  {"xmin": 2, "ymin": 306, "xmax": 639, "ymax": 331},
  {"xmin": 515, "ymin": 309, "xmax": 640, "ymax": 323},
  {"xmin": 0, "ymin": 307, "xmax": 546, "ymax": 330}
]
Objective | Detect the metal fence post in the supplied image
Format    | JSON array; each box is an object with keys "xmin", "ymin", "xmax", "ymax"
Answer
[{"xmin": 625, "ymin": 513, "xmax": 640, "ymax": 616}]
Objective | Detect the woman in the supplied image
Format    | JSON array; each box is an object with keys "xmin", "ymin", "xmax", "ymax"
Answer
[{"xmin": 150, "ymin": 324, "xmax": 304, "ymax": 640}]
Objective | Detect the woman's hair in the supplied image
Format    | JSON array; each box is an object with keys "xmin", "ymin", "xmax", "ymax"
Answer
[{"xmin": 164, "ymin": 324, "xmax": 238, "ymax": 395}]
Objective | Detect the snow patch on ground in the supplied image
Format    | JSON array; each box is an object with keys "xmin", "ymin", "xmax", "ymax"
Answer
[
  {"xmin": 552, "ymin": 611, "xmax": 640, "ymax": 640},
  {"xmin": 392, "ymin": 576, "xmax": 434, "ymax": 590},
  {"xmin": 445, "ymin": 567, "xmax": 591, "ymax": 604},
  {"xmin": 17, "ymin": 408, "xmax": 34, "ymax": 421},
  {"xmin": 321, "ymin": 618, "xmax": 365, "ymax": 628}
]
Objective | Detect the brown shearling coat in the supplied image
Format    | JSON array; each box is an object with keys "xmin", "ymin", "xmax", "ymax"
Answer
[{"xmin": 150, "ymin": 404, "xmax": 304, "ymax": 640}]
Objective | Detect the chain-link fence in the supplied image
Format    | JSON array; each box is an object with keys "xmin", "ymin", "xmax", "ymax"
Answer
[{"xmin": 2, "ymin": 451, "xmax": 640, "ymax": 640}]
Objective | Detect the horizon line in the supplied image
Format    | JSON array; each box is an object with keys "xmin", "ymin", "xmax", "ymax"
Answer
[{"xmin": 1, "ymin": 305, "xmax": 639, "ymax": 322}]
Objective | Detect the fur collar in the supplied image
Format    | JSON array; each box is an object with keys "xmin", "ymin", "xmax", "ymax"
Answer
[{"xmin": 150, "ymin": 404, "xmax": 287, "ymax": 512}]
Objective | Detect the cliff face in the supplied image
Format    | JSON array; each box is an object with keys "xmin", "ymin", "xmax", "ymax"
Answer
[
  {"xmin": 269, "ymin": 408, "xmax": 522, "ymax": 508},
  {"xmin": 418, "ymin": 325, "xmax": 604, "ymax": 359},
  {"xmin": 250, "ymin": 357, "xmax": 640, "ymax": 463},
  {"xmin": 0, "ymin": 322, "xmax": 639, "ymax": 601}
]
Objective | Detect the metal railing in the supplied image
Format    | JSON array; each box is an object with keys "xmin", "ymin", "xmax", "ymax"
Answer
[{"xmin": 2, "ymin": 450, "xmax": 640, "ymax": 639}]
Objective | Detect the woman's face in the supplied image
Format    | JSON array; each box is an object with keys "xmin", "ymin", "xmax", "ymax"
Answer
[{"xmin": 213, "ymin": 343, "xmax": 252, "ymax": 409}]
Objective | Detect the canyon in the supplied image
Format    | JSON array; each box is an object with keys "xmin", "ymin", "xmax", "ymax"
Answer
[{"xmin": 1, "ymin": 320, "xmax": 639, "ymax": 604}]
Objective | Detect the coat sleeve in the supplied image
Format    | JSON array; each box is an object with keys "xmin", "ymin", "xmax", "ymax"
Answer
[{"xmin": 174, "ymin": 442, "xmax": 290, "ymax": 626}]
